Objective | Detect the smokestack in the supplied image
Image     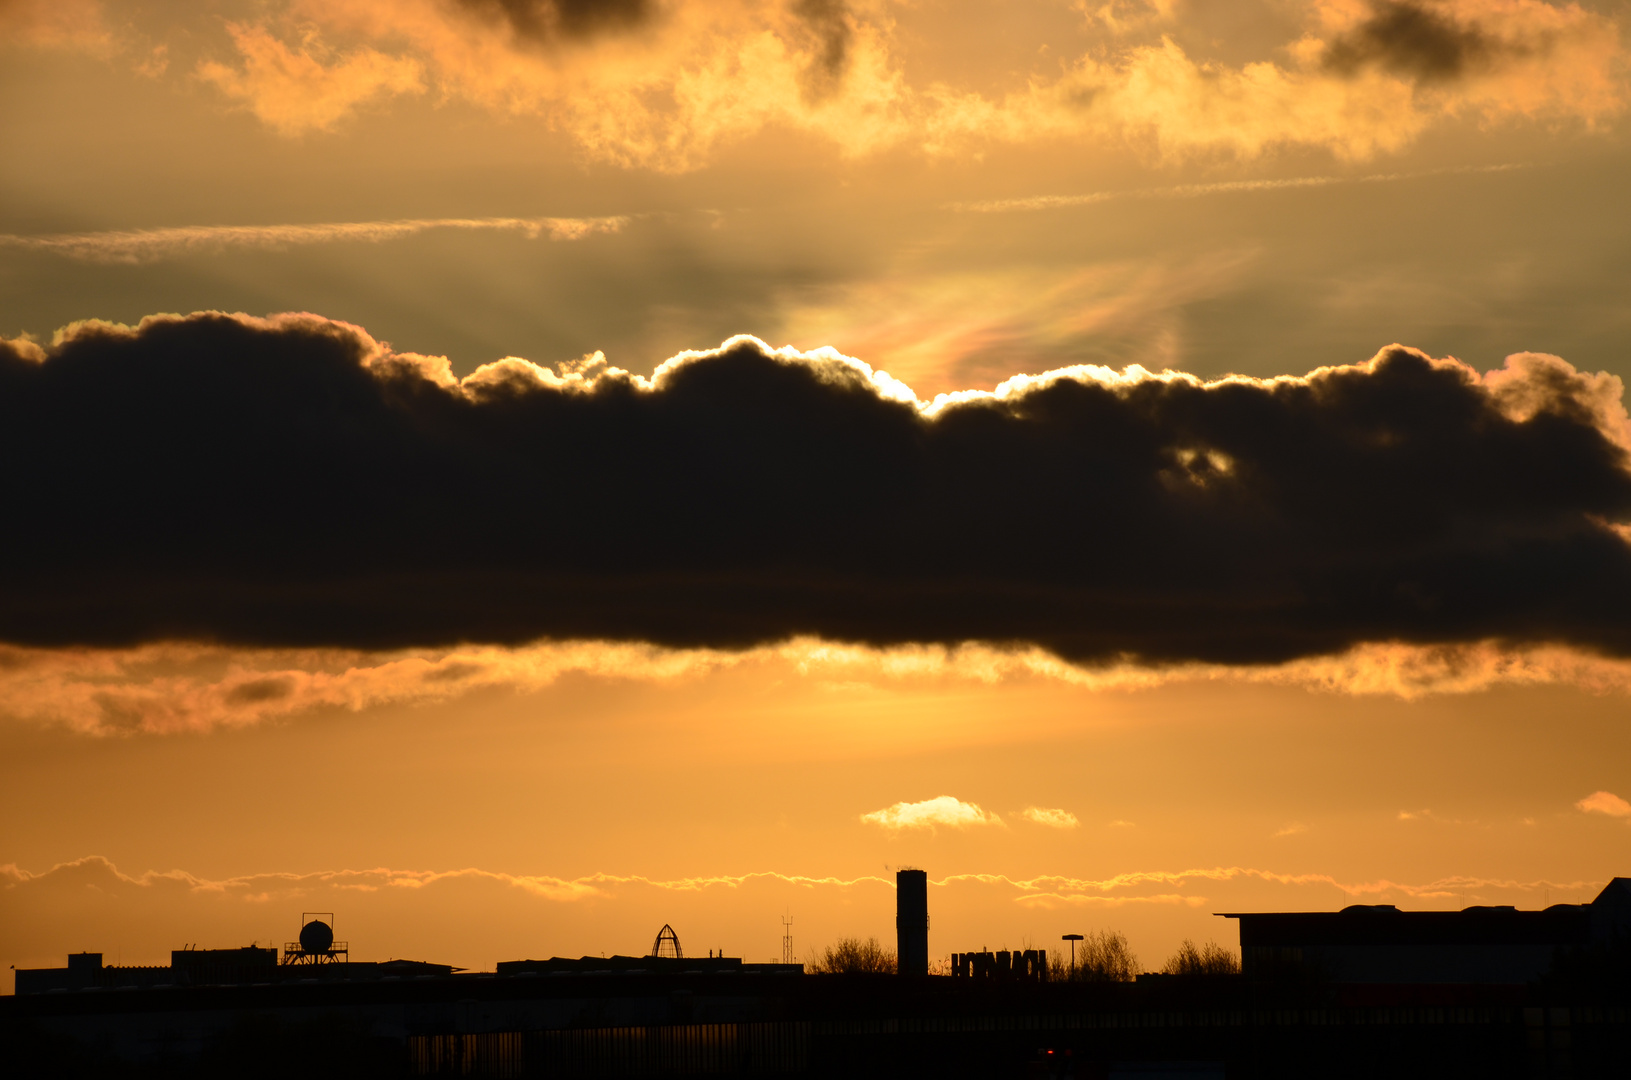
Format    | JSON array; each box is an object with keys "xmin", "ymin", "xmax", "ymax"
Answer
[{"xmin": 896, "ymin": 868, "xmax": 928, "ymax": 976}]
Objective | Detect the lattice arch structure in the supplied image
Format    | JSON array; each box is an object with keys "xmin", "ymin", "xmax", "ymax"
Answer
[{"xmin": 650, "ymin": 924, "xmax": 683, "ymax": 959}]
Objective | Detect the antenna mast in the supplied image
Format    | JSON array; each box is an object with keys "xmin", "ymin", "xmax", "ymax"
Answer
[{"xmin": 782, "ymin": 915, "xmax": 794, "ymax": 965}]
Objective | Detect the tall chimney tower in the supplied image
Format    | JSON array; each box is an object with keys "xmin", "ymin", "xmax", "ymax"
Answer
[{"xmin": 895, "ymin": 868, "xmax": 928, "ymax": 976}]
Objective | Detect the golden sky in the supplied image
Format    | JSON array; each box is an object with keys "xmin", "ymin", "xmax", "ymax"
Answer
[{"xmin": 4, "ymin": 0, "xmax": 1631, "ymax": 989}]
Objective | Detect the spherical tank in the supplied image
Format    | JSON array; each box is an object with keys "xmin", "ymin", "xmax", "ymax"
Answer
[{"xmin": 299, "ymin": 920, "xmax": 334, "ymax": 954}]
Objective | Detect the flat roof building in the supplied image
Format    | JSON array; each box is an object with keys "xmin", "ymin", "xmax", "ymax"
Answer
[{"xmin": 1222, "ymin": 877, "xmax": 1631, "ymax": 984}]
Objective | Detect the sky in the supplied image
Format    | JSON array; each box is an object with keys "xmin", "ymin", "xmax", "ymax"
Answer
[{"xmin": 4, "ymin": 0, "xmax": 1631, "ymax": 990}]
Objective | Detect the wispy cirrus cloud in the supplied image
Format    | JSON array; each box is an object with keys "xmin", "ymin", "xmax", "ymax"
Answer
[
  {"xmin": 0, "ymin": 214, "xmax": 629, "ymax": 265},
  {"xmin": 860, "ymin": 796, "xmax": 1003, "ymax": 833},
  {"xmin": 1019, "ymin": 807, "xmax": 1079, "ymax": 829},
  {"xmin": 0, "ymin": 856, "xmax": 894, "ymax": 908},
  {"xmin": 1576, "ymin": 790, "xmax": 1631, "ymax": 817},
  {"xmin": 945, "ymin": 866, "xmax": 1606, "ymax": 906},
  {"xmin": 11, "ymin": 856, "xmax": 1599, "ymax": 909}
]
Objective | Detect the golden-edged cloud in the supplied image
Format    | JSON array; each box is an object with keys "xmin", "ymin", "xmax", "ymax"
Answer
[
  {"xmin": 6, "ymin": 314, "xmax": 1631, "ymax": 733},
  {"xmin": 860, "ymin": 796, "xmax": 1003, "ymax": 833},
  {"xmin": 23, "ymin": 0, "xmax": 1619, "ymax": 170}
]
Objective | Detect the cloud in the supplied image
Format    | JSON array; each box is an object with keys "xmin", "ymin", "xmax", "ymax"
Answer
[
  {"xmin": 155, "ymin": 0, "xmax": 1625, "ymax": 167},
  {"xmin": 1576, "ymin": 790, "xmax": 1631, "ymax": 817},
  {"xmin": 0, "ymin": 855, "xmax": 896, "ymax": 910},
  {"xmin": 940, "ymin": 866, "xmax": 1603, "ymax": 904},
  {"xmin": 1397, "ymin": 808, "xmax": 1469, "ymax": 824},
  {"xmin": 860, "ymin": 796, "xmax": 1002, "ymax": 832},
  {"xmin": 1273, "ymin": 822, "xmax": 1310, "ymax": 837},
  {"xmin": 1020, "ymin": 807, "xmax": 1080, "ymax": 829},
  {"xmin": 5, "ymin": 855, "xmax": 1601, "ymax": 909},
  {"xmin": 1321, "ymin": 0, "xmax": 1510, "ymax": 83},
  {"xmin": 196, "ymin": 22, "xmax": 426, "ymax": 136},
  {"xmin": 0, "ymin": 214, "xmax": 629, "ymax": 265},
  {"xmin": 451, "ymin": 0, "xmax": 654, "ymax": 45},
  {"xmin": 924, "ymin": 0, "xmax": 1625, "ymax": 163},
  {"xmin": 16, "ymin": 635, "xmax": 1631, "ymax": 736},
  {"xmin": 4, "ymin": 313, "xmax": 1631, "ymax": 679},
  {"xmin": 0, "ymin": 0, "xmax": 108, "ymax": 51}
]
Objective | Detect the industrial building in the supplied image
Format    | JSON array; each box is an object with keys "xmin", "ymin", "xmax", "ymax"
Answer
[{"xmin": 1223, "ymin": 878, "xmax": 1631, "ymax": 985}]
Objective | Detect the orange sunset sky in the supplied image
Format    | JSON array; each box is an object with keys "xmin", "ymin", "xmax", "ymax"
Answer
[{"xmin": 4, "ymin": 0, "xmax": 1631, "ymax": 991}]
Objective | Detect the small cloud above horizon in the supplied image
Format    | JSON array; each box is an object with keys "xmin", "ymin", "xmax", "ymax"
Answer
[
  {"xmin": 860, "ymin": 796, "xmax": 1002, "ymax": 834},
  {"xmin": 1020, "ymin": 807, "xmax": 1079, "ymax": 829},
  {"xmin": 1576, "ymin": 791, "xmax": 1631, "ymax": 818},
  {"xmin": 1273, "ymin": 823, "xmax": 1309, "ymax": 837}
]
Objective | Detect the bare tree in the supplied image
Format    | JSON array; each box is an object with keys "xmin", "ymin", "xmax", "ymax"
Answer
[
  {"xmin": 1162, "ymin": 939, "xmax": 1240, "ymax": 976},
  {"xmin": 1049, "ymin": 930, "xmax": 1139, "ymax": 982},
  {"xmin": 807, "ymin": 936, "xmax": 897, "ymax": 974}
]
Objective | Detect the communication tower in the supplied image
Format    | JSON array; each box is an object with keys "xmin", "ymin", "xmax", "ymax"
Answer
[
  {"xmin": 782, "ymin": 915, "xmax": 794, "ymax": 965},
  {"xmin": 282, "ymin": 913, "xmax": 347, "ymax": 965},
  {"xmin": 651, "ymin": 924, "xmax": 683, "ymax": 959}
]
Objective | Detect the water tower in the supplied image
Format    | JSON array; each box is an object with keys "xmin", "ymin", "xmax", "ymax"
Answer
[{"xmin": 282, "ymin": 913, "xmax": 347, "ymax": 965}]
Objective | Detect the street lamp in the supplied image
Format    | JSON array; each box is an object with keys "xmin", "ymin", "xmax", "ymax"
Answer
[{"xmin": 1062, "ymin": 933, "xmax": 1084, "ymax": 979}]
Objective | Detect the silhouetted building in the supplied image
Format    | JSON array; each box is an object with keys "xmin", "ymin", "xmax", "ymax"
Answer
[
  {"xmin": 496, "ymin": 955, "xmax": 803, "ymax": 976},
  {"xmin": 171, "ymin": 945, "xmax": 278, "ymax": 985},
  {"xmin": 15, "ymin": 947, "xmax": 451, "ymax": 994},
  {"xmin": 896, "ymin": 868, "xmax": 928, "ymax": 977},
  {"xmin": 1223, "ymin": 877, "xmax": 1631, "ymax": 984},
  {"xmin": 950, "ymin": 949, "xmax": 1049, "ymax": 982}
]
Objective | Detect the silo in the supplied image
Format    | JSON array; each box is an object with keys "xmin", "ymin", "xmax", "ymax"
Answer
[{"xmin": 896, "ymin": 869, "xmax": 928, "ymax": 976}]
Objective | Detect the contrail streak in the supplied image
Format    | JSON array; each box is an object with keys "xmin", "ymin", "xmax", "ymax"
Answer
[
  {"xmin": 0, "ymin": 214, "xmax": 630, "ymax": 264},
  {"xmin": 948, "ymin": 163, "xmax": 1532, "ymax": 214}
]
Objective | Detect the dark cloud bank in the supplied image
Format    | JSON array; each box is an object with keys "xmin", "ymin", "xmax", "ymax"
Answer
[{"xmin": 3, "ymin": 312, "xmax": 1631, "ymax": 666}]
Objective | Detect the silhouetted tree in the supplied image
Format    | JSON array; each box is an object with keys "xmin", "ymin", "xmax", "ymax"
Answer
[
  {"xmin": 1050, "ymin": 930, "xmax": 1140, "ymax": 982},
  {"xmin": 807, "ymin": 936, "xmax": 897, "ymax": 974},
  {"xmin": 1162, "ymin": 939, "xmax": 1240, "ymax": 976}
]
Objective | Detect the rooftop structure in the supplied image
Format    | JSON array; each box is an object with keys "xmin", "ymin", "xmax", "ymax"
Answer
[{"xmin": 651, "ymin": 924, "xmax": 682, "ymax": 960}]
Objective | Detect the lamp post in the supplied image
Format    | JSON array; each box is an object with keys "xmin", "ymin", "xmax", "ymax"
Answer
[{"xmin": 1062, "ymin": 933, "xmax": 1084, "ymax": 979}]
